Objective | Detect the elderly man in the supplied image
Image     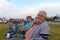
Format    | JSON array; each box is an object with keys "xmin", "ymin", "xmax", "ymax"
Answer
[{"xmin": 24, "ymin": 11, "xmax": 50, "ymax": 40}]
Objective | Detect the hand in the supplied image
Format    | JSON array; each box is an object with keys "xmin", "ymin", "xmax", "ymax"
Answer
[
  {"xmin": 24, "ymin": 38, "xmax": 30, "ymax": 40},
  {"xmin": 22, "ymin": 26, "xmax": 25, "ymax": 30}
]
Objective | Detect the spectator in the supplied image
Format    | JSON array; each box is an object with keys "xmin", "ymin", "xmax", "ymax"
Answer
[
  {"xmin": 24, "ymin": 11, "xmax": 50, "ymax": 40},
  {"xmin": 25, "ymin": 16, "xmax": 33, "ymax": 30},
  {"xmin": 6, "ymin": 22, "xmax": 15, "ymax": 39},
  {"xmin": 19, "ymin": 16, "xmax": 33, "ymax": 35}
]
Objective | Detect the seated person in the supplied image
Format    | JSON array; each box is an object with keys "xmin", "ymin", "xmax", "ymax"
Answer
[
  {"xmin": 25, "ymin": 16, "xmax": 33, "ymax": 30},
  {"xmin": 6, "ymin": 30, "xmax": 15, "ymax": 39},
  {"xmin": 24, "ymin": 11, "xmax": 50, "ymax": 40},
  {"xmin": 19, "ymin": 16, "xmax": 33, "ymax": 35},
  {"xmin": 25, "ymin": 21, "xmax": 37, "ymax": 38},
  {"xmin": 6, "ymin": 22, "xmax": 15, "ymax": 39}
]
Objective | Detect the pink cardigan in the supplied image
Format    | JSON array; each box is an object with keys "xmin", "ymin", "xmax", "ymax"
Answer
[{"xmin": 25, "ymin": 27, "xmax": 34, "ymax": 38}]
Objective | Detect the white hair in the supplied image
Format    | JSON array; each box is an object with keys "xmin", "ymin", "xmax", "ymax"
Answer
[{"xmin": 39, "ymin": 10, "xmax": 47, "ymax": 18}]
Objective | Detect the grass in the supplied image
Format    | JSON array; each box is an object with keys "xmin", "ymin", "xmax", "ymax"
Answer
[
  {"xmin": 0, "ymin": 24, "xmax": 9, "ymax": 40},
  {"xmin": 0, "ymin": 22, "xmax": 60, "ymax": 40},
  {"xmin": 48, "ymin": 22, "xmax": 60, "ymax": 40}
]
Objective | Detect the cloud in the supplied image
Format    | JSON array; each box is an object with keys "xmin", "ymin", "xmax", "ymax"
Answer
[
  {"xmin": 0, "ymin": 0, "xmax": 15, "ymax": 13},
  {"xmin": 15, "ymin": 3, "xmax": 60, "ymax": 18},
  {"xmin": 38, "ymin": 3, "xmax": 60, "ymax": 9},
  {"xmin": 0, "ymin": 1, "xmax": 60, "ymax": 18}
]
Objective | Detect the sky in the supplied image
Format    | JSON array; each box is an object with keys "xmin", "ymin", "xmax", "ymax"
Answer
[{"xmin": 0, "ymin": 0, "xmax": 60, "ymax": 19}]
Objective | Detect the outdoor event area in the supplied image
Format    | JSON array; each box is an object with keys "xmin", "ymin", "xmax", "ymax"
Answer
[
  {"xmin": 0, "ymin": 0, "xmax": 60, "ymax": 40},
  {"xmin": 0, "ymin": 22, "xmax": 60, "ymax": 40}
]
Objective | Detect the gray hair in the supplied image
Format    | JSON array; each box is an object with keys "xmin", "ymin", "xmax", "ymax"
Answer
[{"xmin": 39, "ymin": 10, "xmax": 47, "ymax": 18}]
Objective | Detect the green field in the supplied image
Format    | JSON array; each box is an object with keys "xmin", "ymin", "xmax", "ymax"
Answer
[{"xmin": 0, "ymin": 22, "xmax": 60, "ymax": 40}]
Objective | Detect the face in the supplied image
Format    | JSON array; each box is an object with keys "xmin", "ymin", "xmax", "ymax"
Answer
[
  {"xmin": 36, "ymin": 12, "xmax": 45, "ymax": 24},
  {"xmin": 27, "ymin": 18, "xmax": 32, "ymax": 22}
]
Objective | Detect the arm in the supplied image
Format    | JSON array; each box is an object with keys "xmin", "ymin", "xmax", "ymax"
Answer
[
  {"xmin": 30, "ymin": 25, "xmax": 50, "ymax": 40},
  {"xmin": 30, "ymin": 34, "xmax": 49, "ymax": 40}
]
